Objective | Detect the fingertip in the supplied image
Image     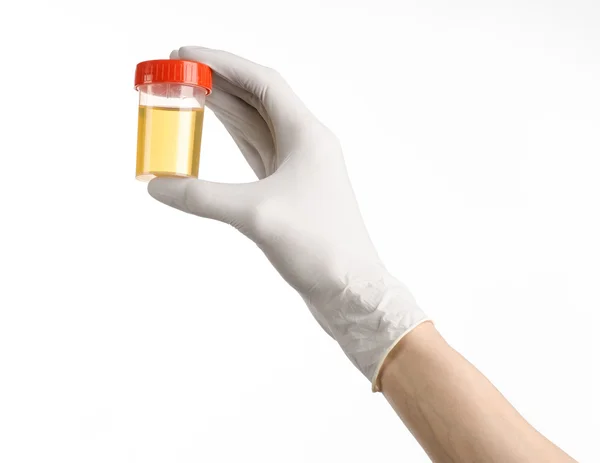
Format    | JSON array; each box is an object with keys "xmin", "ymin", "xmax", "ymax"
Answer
[
  {"xmin": 148, "ymin": 176, "xmax": 191, "ymax": 194},
  {"xmin": 146, "ymin": 176, "xmax": 160, "ymax": 195},
  {"xmin": 147, "ymin": 177, "xmax": 170, "ymax": 203},
  {"xmin": 169, "ymin": 49, "xmax": 179, "ymax": 59},
  {"xmin": 178, "ymin": 45, "xmax": 210, "ymax": 58},
  {"xmin": 147, "ymin": 176, "xmax": 195, "ymax": 209}
]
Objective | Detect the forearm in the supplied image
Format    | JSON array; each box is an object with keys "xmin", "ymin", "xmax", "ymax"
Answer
[{"xmin": 379, "ymin": 322, "xmax": 576, "ymax": 463}]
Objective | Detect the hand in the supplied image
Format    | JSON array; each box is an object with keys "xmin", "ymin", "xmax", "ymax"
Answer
[{"xmin": 148, "ymin": 46, "xmax": 429, "ymax": 389}]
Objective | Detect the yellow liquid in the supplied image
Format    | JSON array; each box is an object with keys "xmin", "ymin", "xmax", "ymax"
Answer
[{"xmin": 136, "ymin": 105, "xmax": 204, "ymax": 181}]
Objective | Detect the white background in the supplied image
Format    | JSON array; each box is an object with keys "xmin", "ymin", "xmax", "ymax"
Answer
[{"xmin": 0, "ymin": 1, "xmax": 598, "ymax": 462}]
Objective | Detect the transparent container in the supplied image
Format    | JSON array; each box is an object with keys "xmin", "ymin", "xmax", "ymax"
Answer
[{"xmin": 134, "ymin": 60, "xmax": 212, "ymax": 181}]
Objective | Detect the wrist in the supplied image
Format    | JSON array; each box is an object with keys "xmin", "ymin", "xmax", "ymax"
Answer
[
  {"xmin": 376, "ymin": 320, "xmax": 439, "ymax": 393},
  {"xmin": 312, "ymin": 272, "xmax": 430, "ymax": 389}
]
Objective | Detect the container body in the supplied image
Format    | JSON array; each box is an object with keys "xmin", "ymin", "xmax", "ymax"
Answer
[{"xmin": 136, "ymin": 83, "xmax": 207, "ymax": 181}]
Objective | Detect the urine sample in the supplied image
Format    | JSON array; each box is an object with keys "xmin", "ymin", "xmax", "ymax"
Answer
[{"xmin": 134, "ymin": 60, "xmax": 212, "ymax": 181}]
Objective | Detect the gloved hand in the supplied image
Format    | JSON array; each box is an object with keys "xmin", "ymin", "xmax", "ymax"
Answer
[{"xmin": 148, "ymin": 46, "xmax": 429, "ymax": 391}]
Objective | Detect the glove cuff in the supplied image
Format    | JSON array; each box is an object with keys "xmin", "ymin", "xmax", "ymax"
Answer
[
  {"xmin": 369, "ymin": 317, "xmax": 432, "ymax": 392},
  {"xmin": 320, "ymin": 273, "xmax": 429, "ymax": 391}
]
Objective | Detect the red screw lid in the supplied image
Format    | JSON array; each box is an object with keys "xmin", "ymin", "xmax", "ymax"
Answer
[{"xmin": 134, "ymin": 59, "xmax": 212, "ymax": 94}]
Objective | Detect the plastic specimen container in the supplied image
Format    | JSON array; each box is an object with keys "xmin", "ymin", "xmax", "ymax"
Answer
[{"xmin": 134, "ymin": 59, "xmax": 212, "ymax": 181}]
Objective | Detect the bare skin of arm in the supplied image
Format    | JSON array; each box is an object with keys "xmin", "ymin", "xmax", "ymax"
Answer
[{"xmin": 378, "ymin": 322, "xmax": 577, "ymax": 462}]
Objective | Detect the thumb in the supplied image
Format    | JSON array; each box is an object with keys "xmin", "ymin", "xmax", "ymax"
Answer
[{"xmin": 148, "ymin": 177, "xmax": 253, "ymax": 226}]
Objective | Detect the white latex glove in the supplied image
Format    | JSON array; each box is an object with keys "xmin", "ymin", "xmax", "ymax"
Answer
[{"xmin": 149, "ymin": 46, "xmax": 429, "ymax": 391}]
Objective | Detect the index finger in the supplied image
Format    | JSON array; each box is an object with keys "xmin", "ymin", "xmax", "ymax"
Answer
[{"xmin": 176, "ymin": 46, "xmax": 313, "ymax": 134}]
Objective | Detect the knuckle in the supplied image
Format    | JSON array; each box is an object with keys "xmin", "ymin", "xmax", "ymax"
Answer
[
  {"xmin": 319, "ymin": 124, "xmax": 341, "ymax": 147},
  {"xmin": 262, "ymin": 66, "xmax": 281, "ymax": 80},
  {"xmin": 183, "ymin": 180, "xmax": 210, "ymax": 215},
  {"xmin": 182, "ymin": 180, "xmax": 200, "ymax": 213}
]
